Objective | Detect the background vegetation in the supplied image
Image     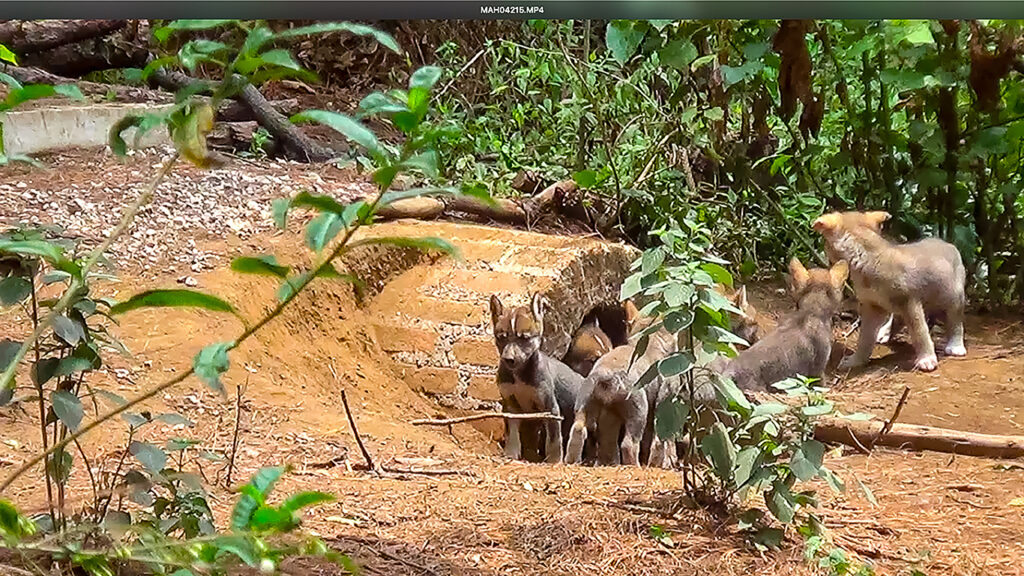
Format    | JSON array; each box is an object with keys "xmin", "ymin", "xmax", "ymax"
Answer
[{"xmin": 431, "ymin": 19, "xmax": 1024, "ymax": 306}]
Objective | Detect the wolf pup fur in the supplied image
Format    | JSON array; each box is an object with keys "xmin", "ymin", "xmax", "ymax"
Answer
[
  {"xmin": 812, "ymin": 211, "xmax": 966, "ymax": 372},
  {"xmin": 717, "ymin": 258, "xmax": 849, "ymax": 392},
  {"xmin": 490, "ymin": 293, "xmax": 583, "ymax": 464}
]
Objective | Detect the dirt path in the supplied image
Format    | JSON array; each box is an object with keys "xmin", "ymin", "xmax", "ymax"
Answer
[{"xmin": 2, "ymin": 150, "xmax": 1024, "ymax": 575}]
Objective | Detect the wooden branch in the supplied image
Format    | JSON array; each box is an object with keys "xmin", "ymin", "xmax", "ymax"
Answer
[
  {"xmin": 331, "ymin": 364, "xmax": 380, "ymax": 473},
  {"xmin": 411, "ymin": 412, "xmax": 563, "ymax": 426},
  {"xmin": 2, "ymin": 65, "xmax": 168, "ymax": 102},
  {"xmin": 869, "ymin": 386, "xmax": 910, "ymax": 450},
  {"xmin": 815, "ymin": 418, "xmax": 1024, "ymax": 459}
]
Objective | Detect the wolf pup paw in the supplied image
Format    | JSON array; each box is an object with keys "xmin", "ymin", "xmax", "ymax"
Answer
[
  {"xmin": 838, "ymin": 355, "xmax": 867, "ymax": 370},
  {"xmin": 944, "ymin": 342, "xmax": 967, "ymax": 357},
  {"xmin": 914, "ymin": 354, "xmax": 939, "ymax": 371}
]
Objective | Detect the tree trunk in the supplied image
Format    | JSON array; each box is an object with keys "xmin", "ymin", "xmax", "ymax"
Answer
[
  {"xmin": 2, "ymin": 65, "xmax": 168, "ymax": 103},
  {"xmin": 814, "ymin": 418, "xmax": 1024, "ymax": 459}
]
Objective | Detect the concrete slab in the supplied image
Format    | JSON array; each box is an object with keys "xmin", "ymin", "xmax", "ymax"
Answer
[{"xmin": 1, "ymin": 103, "xmax": 172, "ymax": 155}]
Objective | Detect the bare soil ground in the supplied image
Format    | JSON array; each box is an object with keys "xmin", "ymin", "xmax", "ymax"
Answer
[{"xmin": 2, "ymin": 150, "xmax": 1024, "ymax": 576}]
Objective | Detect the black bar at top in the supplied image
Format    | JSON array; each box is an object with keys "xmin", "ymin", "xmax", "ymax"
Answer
[{"xmin": 1, "ymin": 2, "xmax": 1022, "ymax": 21}]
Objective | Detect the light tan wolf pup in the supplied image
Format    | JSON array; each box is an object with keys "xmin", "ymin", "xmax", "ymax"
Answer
[{"xmin": 811, "ymin": 211, "xmax": 967, "ymax": 372}]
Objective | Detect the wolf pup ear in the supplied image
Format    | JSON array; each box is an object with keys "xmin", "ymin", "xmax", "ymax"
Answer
[
  {"xmin": 731, "ymin": 285, "xmax": 749, "ymax": 310},
  {"xmin": 829, "ymin": 260, "xmax": 850, "ymax": 288},
  {"xmin": 864, "ymin": 211, "xmax": 891, "ymax": 229},
  {"xmin": 623, "ymin": 299, "xmax": 640, "ymax": 326},
  {"xmin": 530, "ymin": 293, "xmax": 547, "ymax": 322},
  {"xmin": 788, "ymin": 257, "xmax": 810, "ymax": 293},
  {"xmin": 812, "ymin": 213, "xmax": 840, "ymax": 233},
  {"xmin": 489, "ymin": 294, "xmax": 504, "ymax": 325}
]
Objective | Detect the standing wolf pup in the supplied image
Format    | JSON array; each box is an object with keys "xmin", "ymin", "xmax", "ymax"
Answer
[
  {"xmin": 811, "ymin": 211, "xmax": 967, "ymax": 372},
  {"xmin": 490, "ymin": 293, "xmax": 583, "ymax": 463}
]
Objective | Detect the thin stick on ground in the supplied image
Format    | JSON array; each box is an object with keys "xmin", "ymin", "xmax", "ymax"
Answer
[
  {"xmin": 870, "ymin": 385, "xmax": 910, "ymax": 451},
  {"xmin": 331, "ymin": 364, "xmax": 379, "ymax": 474},
  {"xmin": 411, "ymin": 412, "xmax": 563, "ymax": 426},
  {"xmin": 225, "ymin": 376, "xmax": 247, "ymax": 487}
]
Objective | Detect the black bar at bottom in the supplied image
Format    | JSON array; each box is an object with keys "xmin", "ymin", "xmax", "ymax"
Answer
[{"xmin": 0, "ymin": 2, "xmax": 1020, "ymax": 21}]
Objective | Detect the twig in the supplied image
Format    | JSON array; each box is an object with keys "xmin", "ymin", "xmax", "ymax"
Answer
[
  {"xmin": 436, "ymin": 46, "xmax": 487, "ymax": 99},
  {"xmin": 332, "ymin": 364, "xmax": 379, "ymax": 474},
  {"xmin": 411, "ymin": 412, "xmax": 562, "ymax": 426},
  {"xmin": 869, "ymin": 386, "xmax": 910, "ymax": 450},
  {"xmin": 844, "ymin": 425, "xmax": 872, "ymax": 455},
  {"xmin": 842, "ymin": 317, "xmax": 861, "ymax": 339},
  {"xmin": 382, "ymin": 468, "xmax": 476, "ymax": 478},
  {"xmin": 225, "ymin": 376, "xmax": 246, "ymax": 487}
]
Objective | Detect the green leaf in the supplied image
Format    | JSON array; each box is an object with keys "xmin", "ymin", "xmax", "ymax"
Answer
[
  {"xmin": 658, "ymin": 352, "xmax": 694, "ymax": 377},
  {"xmin": 129, "ymin": 441, "xmax": 167, "ymax": 474},
  {"xmin": 272, "ymin": 198, "xmax": 290, "ymax": 230},
  {"xmin": 31, "ymin": 358, "xmax": 59, "ymax": 387},
  {"xmin": 277, "ymin": 272, "xmax": 310, "ymax": 302},
  {"xmin": 801, "ymin": 403, "xmax": 835, "ymax": 417},
  {"xmin": 156, "ymin": 413, "xmax": 194, "ymax": 427},
  {"xmin": 178, "ymin": 39, "xmax": 230, "ymax": 71},
  {"xmin": 166, "ymin": 438, "xmax": 202, "ymax": 451},
  {"xmin": 51, "ymin": 390, "xmax": 83, "ymax": 431},
  {"xmin": 703, "ymin": 107, "xmax": 725, "ymax": 122},
  {"xmin": 690, "ymin": 54, "xmax": 717, "ymax": 71},
  {"xmin": 281, "ymin": 491, "xmax": 335, "ymax": 514},
  {"xmin": 700, "ymin": 423, "xmax": 736, "ymax": 481},
  {"xmin": 712, "ymin": 375, "xmax": 753, "ymax": 413},
  {"xmin": 409, "ymin": 66, "xmax": 443, "ymax": 91},
  {"xmin": 663, "ymin": 309, "xmax": 694, "ymax": 333},
  {"xmin": 231, "ymin": 466, "xmax": 286, "ymax": 530},
  {"xmin": 358, "ymin": 92, "xmax": 408, "ymax": 117},
  {"xmin": 0, "ymin": 71, "xmax": 22, "ymax": 90},
  {"xmin": 230, "ymin": 256, "xmax": 290, "ymax": 279},
  {"xmin": 240, "ymin": 25, "xmax": 274, "ymax": 56},
  {"xmin": 606, "ymin": 21, "xmax": 646, "ymax": 64},
  {"xmin": 291, "ymin": 111, "xmax": 383, "ymax": 160},
  {"xmin": 0, "ymin": 44, "xmax": 17, "ymax": 65},
  {"xmin": 110, "ymin": 289, "xmax": 235, "ymax": 316},
  {"xmin": 790, "ymin": 439, "xmax": 825, "ymax": 481},
  {"xmin": 573, "ymin": 170, "xmax": 598, "ymax": 188},
  {"xmin": 902, "ymin": 20, "xmax": 935, "ymax": 45},
  {"xmin": 0, "ymin": 276, "xmax": 31, "ymax": 306},
  {"xmin": 52, "ymin": 314, "xmax": 85, "ymax": 346},
  {"xmin": 699, "ymin": 262, "xmax": 733, "ymax": 287},
  {"xmin": 641, "ymin": 247, "xmax": 665, "ymax": 275},
  {"xmin": 193, "ymin": 342, "xmax": 231, "ymax": 395},
  {"xmin": 659, "ymin": 39, "xmax": 698, "ymax": 70},
  {"xmin": 153, "ymin": 20, "xmax": 238, "ymax": 43},
  {"xmin": 258, "ymin": 49, "xmax": 302, "ymax": 71},
  {"xmin": 0, "ymin": 240, "xmax": 66, "ymax": 266},
  {"xmin": 734, "ymin": 447, "xmax": 759, "ymax": 487},
  {"xmin": 349, "ymin": 236, "xmax": 460, "ymax": 260},
  {"xmin": 407, "ymin": 86, "xmax": 430, "ymax": 119},
  {"xmin": 274, "ymin": 22, "xmax": 401, "ymax": 54},
  {"xmin": 305, "ymin": 213, "xmax": 343, "ymax": 253},
  {"xmin": 766, "ymin": 482, "xmax": 796, "ymax": 523},
  {"xmin": 654, "ymin": 396, "xmax": 689, "ymax": 441}
]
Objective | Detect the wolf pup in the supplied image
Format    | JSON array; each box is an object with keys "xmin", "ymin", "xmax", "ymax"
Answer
[
  {"xmin": 564, "ymin": 326, "xmax": 678, "ymax": 467},
  {"xmin": 490, "ymin": 293, "xmax": 583, "ymax": 464},
  {"xmin": 562, "ymin": 315, "xmax": 615, "ymax": 377},
  {"xmin": 812, "ymin": 211, "xmax": 967, "ymax": 372},
  {"xmin": 717, "ymin": 258, "xmax": 849, "ymax": 392}
]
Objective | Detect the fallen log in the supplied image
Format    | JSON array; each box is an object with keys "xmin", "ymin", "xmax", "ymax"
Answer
[
  {"xmin": 373, "ymin": 179, "xmax": 587, "ymax": 226},
  {"xmin": 814, "ymin": 418, "xmax": 1024, "ymax": 459},
  {"xmin": 218, "ymin": 98, "xmax": 300, "ymax": 123},
  {"xmin": 2, "ymin": 65, "xmax": 170, "ymax": 103},
  {"xmin": 0, "ymin": 20, "xmax": 128, "ymax": 55}
]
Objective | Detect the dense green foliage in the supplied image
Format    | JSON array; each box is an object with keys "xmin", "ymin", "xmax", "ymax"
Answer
[{"xmin": 435, "ymin": 19, "xmax": 1024, "ymax": 305}]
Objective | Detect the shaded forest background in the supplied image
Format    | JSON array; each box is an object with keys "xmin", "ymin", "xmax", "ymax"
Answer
[{"xmin": 4, "ymin": 18, "xmax": 1024, "ymax": 306}]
